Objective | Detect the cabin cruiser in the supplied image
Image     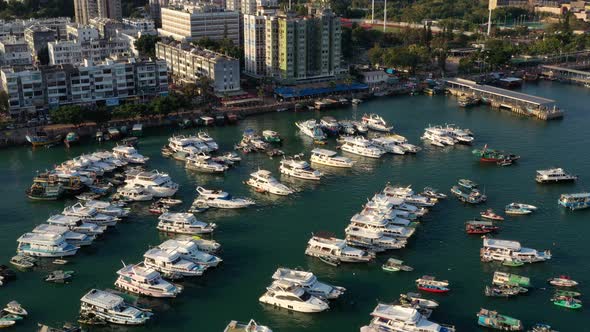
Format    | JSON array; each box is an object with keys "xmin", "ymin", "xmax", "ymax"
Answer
[
  {"xmin": 442, "ymin": 124, "xmax": 474, "ymax": 144},
  {"xmin": 271, "ymin": 268, "xmax": 345, "ymax": 300},
  {"xmin": 186, "ymin": 154, "xmax": 228, "ymax": 174},
  {"xmin": 361, "ymin": 114, "xmax": 393, "ymax": 132},
  {"xmin": 558, "ymin": 192, "xmax": 590, "ymax": 210},
  {"xmin": 193, "ymin": 187, "xmax": 254, "ymax": 209},
  {"xmin": 47, "ymin": 215, "xmax": 106, "ymax": 235},
  {"xmin": 310, "ymin": 148, "xmax": 354, "ymax": 168},
  {"xmin": 168, "ymin": 135, "xmax": 211, "ymax": 155},
  {"xmin": 371, "ymin": 137, "xmax": 406, "ymax": 155},
  {"xmin": 340, "ymin": 136, "xmax": 385, "ymax": 158},
  {"xmin": 197, "ymin": 132, "xmax": 219, "ymax": 151},
  {"xmin": 536, "ymin": 168, "xmax": 578, "ymax": 183},
  {"xmin": 32, "ymin": 224, "xmax": 95, "ymax": 247},
  {"xmin": 63, "ymin": 203, "xmax": 119, "ymax": 227},
  {"xmin": 382, "ymin": 185, "xmax": 437, "ymax": 207},
  {"xmin": 319, "ymin": 116, "xmax": 341, "ymax": 136},
  {"xmin": 17, "ymin": 233, "xmax": 79, "ymax": 257},
  {"xmin": 360, "ymin": 303, "xmax": 455, "ymax": 332},
  {"xmin": 157, "ymin": 212, "xmax": 216, "ymax": 235},
  {"xmin": 116, "ymin": 185, "xmax": 154, "ymax": 202},
  {"xmin": 305, "ymin": 235, "xmax": 374, "ymax": 263},
  {"xmin": 112, "ymin": 146, "xmax": 149, "ymax": 164},
  {"xmin": 143, "ymin": 248, "xmax": 206, "ymax": 277},
  {"xmin": 124, "ymin": 170, "xmax": 179, "ymax": 197},
  {"xmin": 374, "ymin": 195, "xmax": 428, "ymax": 217},
  {"xmin": 79, "ymin": 289, "xmax": 152, "ymax": 325},
  {"xmin": 421, "ymin": 127, "xmax": 455, "ymax": 146},
  {"xmin": 157, "ymin": 239, "xmax": 222, "ymax": 267},
  {"xmin": 345, "ymin": 225, "xmax": 407, "ymax": 251},
  {"xmin": 246, "ymin": 170, "xmax": 293, "ymax": 196},
  {"xmin": 481, "ymin": 238, "xmax": 551, "ymax": 263},
  {"xmin": 259, "ymin": 280, "xmax": 330, "ymax": 313},
  {"xmin": 339, "ymin": 120, "xmax": 357, "ymax": 135},
  {"xmin": 115, "ymin": 263, "xmax": 183, "ymax": 298},
  {"xmin": 279, "ymin": 156, "xmax": 323, "ymax": 181},
  {"xmin": 295, "ymin": 120, "xmax": 327, "ymax": 141},
  {"xmin": 382, "ymin": 134, "xmax": 420, "ymax": 153},
  {"xmin": 360, "ymin": 208, "xmax": 414, "ymax": 227},
  {"xmin": 82, "ymin": 200, "xmax": 130, "ymax": 217},
  {"xmin": 349, "ymin": 213, "xmax": 415, "ymax": 239},
  {"xmin": 224, "ymin": 320, "xmax": 272, "ymax": 332}
]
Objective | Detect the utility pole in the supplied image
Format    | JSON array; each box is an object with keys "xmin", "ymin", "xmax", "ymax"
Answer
[
  {"xmin": 383, "ymin": 0, "xmax": 387, "ymax": 32},
  {"xmin": 487, "ymin": 8, "xmax": 492, "ymax": 36},
  {"xmin": 371, "ymin": 0, "xmax": 374, "ymax": 24}
]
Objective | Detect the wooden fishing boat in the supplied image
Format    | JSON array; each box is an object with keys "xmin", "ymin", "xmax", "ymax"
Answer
[
  {"xmin": 465, "ymin": 220, "xmax": 500, "ymax": 234},
  {"xmin": 552, "ymin": 297, "xmax": 582, "ymax": 309},
  {"xmin": 555, "ymin": 290, "xmax": 581, "ymax": 297},
  {"xmin": 548, "ymin": 275, "xmax": 578, "ymax": 287},
  {"xmin": 502, "ymin": 258, "xmax": 524, "ymax": 267},
  {"xmin": 480, "ymin": 209, "xmax": 504, "ymax": 221}
]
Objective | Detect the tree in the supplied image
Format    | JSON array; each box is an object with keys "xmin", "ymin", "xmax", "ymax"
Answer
[
  {"xmin": 85, "ymin": 107, "xmax": 111, "ymax": 124},
  {"xmin": 50, "ymin": 105, "xmax": 84, "ymax": 126},
  {"xmin": 134, "ymin": 35, "xmax": 160, "ymax": 58}
]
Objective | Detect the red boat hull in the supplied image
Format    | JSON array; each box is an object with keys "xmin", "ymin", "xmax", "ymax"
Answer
[
  {"xmin": 418, "ymin": 286, "xmax": 449, "ymax": 293},
  {"xmin": 480, "ymin": 157, "xmax": 501, "ymax": 162},
  {"xmin": 466, "ymin": 229, "xmax": 497, "ymax": 234}
]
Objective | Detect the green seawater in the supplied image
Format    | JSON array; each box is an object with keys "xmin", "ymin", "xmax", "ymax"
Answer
[{"xmin": 0, "ymin": 81, "xmax": 589, "ymax": 331}]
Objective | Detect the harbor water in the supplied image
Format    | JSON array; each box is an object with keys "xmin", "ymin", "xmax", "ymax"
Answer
[{"xmin": 0, "ymin": 81, "xmax": 588, "ymax": 331}]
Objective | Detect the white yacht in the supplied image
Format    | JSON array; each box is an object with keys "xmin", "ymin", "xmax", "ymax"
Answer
[
  {"xmin": 143, "ymin": 248, "xmax": 206, "ymax": 277},
  {"xmin": 272, "ymin": 268, "xmax": 345, "ymax": 300},
  {"xmin": 115, "ymin": 262, "xmax": 183, "ymax": 298},
  {"xmin": 535, "ymin": 168, "xmax": 578, "ymax": 183},
  {"xmin": 189, "ymin": 237, "xmax": 221, "ymax": 253},
  {"xmin": 83, "ymin": 200, "xmax": 130, "ymax": 217},
  {"xmin": 360, "ymin": 303, "xmax": 455, "ymax": 332},
  {"xmin": 305, "ymin": 235, "xmax": 374, "ymax": 263},
  {"xmin": 17, "ymin": 233, "xmax": 79, "ymax": 257},
  {"xmin": 385, "ymin": 134, "xmax": 421, "ymax": 153},
  {"xmin": 371, "ymin": 137, "xmax": 406, "ymax": 155},
  {"xmin": 62, "ymin": 203, "xmax": 119, "ymax": 227},
  {"xmin": 382, "ymin": 185, "xmax": 437, "ymax": 207},
  {"xmin": 259, "ymin": 280, "xmax": 329, "ymax": 313},
  {"xmin": 421, "ymin": 127, "xmax": 456, "ymax": 146},
  {"xmin": 32, "ymin": 224, "xmax": 95, "ymax": 247},
  {"xmin": 246, "ymin": 170, "xmax": 293, "ymax": 196},
  {"xmin": 185, "ymin": 154, "xmax": 228, "ymax": 174},
  {"xmin": 310, "ymin": 148, "xmax": 354, "ymax": 168},
  {"xmin": 193, "ymin": 186, "xmax": 254, "ymax": 209},
  {"xmin": 361, "ymin": 114, "xmax": 393, "ymax": 132},
  {"xmin": 340, "ymin": 136, "xmax": 385, "ymax": 158},
  {"xmin": 168, "ymin": 135, "xmax": 211, "ymax": 155},
  {"xmin": 80, "ymin": 289, "xmax": 153, "ymax": 325},
  {"xmin": 349, "ymin": 213, "xmax": 415, "ymax": 239},
  {"xmin": 116, "ymin": 185, "xmax": 154, "ymax": 202},
  {"xmin": 224, "ymin": 320, "xmax": 272, "ymax": 332},
  {"xmin": 157, "ymin": 239, "xmax": 222, "ymax": 267},
  {"xmin": 442, "ymin": 124, "xmax": 474, "ymax": 144},
  {"xmin": 112, "ymin": 146, "xmax": 149, "ymax": 164},
  {"xmin": 124, "ymin": 170, "xmax": 179, "ymax": 197},
  {"xmin": 46, "ymin": 214, "xmax": 106, "ymax": 235},
  {"xmin": 295, "ymin": 120, "xmax": 327, "ymax": 141},
  {"xmin": 279, "ymin": 157, "xmax": 323, "ymax": 181},
  {"xmin": 345, "ymin": 225, "xmax": 407, "ymax": 251},
  {"xmin": 480, "ymin": 238, "xmax": 552, "ymax": 263},
  {"xmin": 360, "ymin": 208, "xmax": 414, "ymax": 227},
  {"xmin": 157, "ymin": 212, "xmax": 216, "ymax": 235},
  {"xmin": 197, "ymin": 131, "xmax": 219, "ymax": 151}
]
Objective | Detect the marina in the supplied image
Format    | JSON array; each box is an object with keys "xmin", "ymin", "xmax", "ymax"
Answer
[{"xmin": 0, "ymin": 81, "xmax": 588, "ymax": 331}]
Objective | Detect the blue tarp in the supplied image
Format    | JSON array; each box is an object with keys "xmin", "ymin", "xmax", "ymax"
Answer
[{"xmin": 274, "ymin": 83, "xmax": 369, "ymax": 98}]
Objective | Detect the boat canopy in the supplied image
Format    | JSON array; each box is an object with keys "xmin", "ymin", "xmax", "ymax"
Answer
[{"xmin": 483, "ymin": 238, "xmax": 521, "ymax": 251}]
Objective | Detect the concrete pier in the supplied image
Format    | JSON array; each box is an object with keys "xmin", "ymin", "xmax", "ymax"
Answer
[{"xmin": 444, "ymin": 78, "xmax": 564, "ymax": 120}]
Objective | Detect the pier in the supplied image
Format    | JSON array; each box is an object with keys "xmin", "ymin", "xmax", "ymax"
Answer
[
  {"xmin": 444, "ymin": 78, "xmax": 564, "ymax": 120},
  {"xmin": 541, "ymin": 64, "xmax": 590, "ymax": 85}
]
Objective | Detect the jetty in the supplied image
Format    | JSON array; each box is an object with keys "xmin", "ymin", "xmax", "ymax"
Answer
[
  {"xmin": 541, "ymin": 64, "xmax": 590, "ymax": 85},
  {"xmin": 444, "ymin": 78, "xmax": 563, "ymax": 120}
]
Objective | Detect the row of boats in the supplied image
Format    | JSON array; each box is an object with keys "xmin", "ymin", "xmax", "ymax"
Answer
[{"xmin": 295, "ymin": 113, "xmax": 394, "ymax": 143}]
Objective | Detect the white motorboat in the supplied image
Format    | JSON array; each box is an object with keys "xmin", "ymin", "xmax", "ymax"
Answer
[
  {"xmin": 185, "ymin": 154, "xmax": 228, "ymax": 174},
  {"xmin": 421, "ymin": 126, "xmax": 456, "ymax": 146},
  {"xmin": 271, "ymin": 267, "xmax": 346, "ymax": 300},
  {"xmin": 370, "ymin": 137, "xmax": 406, "ymax": 155},
  {"xmin": 382, "ymin": 185, "xmax": 437, "ymax": 207},
  {"xmin": 46, "ymin": 215, "xmax": 106, "ymax": 235},
  {"xmin": 361, "ymin": 114, "xmax": 393, "ymax": 132},
  {"xmin": 32, "ymin": 224, "xmax": 95, "ymax": 247},
  {"xmin": 3, "ymin": 301, "xmax": 27, "ymax": 316},
  {"xmin": 224, "ymin": 319, "xmax": 272, "ymax": 332},
  {"xmin": 188, "ymin": 236, "xmax": 221, "ymax": 253},
  {"xmin": 79, "ymin": 289, "xmax": 153, "ymax": 325},
  {"xmin": 382, "ymin": 134, "xmax": 421, "ymax": 153},
  {"xmin": 345, "ymin": 225, "xmax": 407, "ymax": 251},
  {"xmin": 124, "ymin": 170, "xmax": 179, "ymax": 197},
  {"xmin": 295, "ymin": 120, "xmax": 327, "ymax": 141},
  {"xmin": 157, "ymin": 212, "xmax": 216, "ymax": 235},
  {"xmin": 17, "ymin": 233, "xmax": 79, "ymax": 257},
  {"xmin": 197, "ymin": 131, "xmax": 219, "ymax": 151},
  {"xmin": 340, "ymin": 136, "xmax": 385, "ymax": 158},
  {"xmin": 143, "ymin": 248, "xmax": 206, "ymax": 277},
  {"xmin": 349, "ymin": 213, "xmax": 415, "ymax": 239},
  {"xmin": 310, "ymin": 148, "xmax": 354, "ymax": 168},
  {"xmin": 83, "ymin": 200, "xmax": 130, "ymax": 217},
  {"xmin": 115, "ymin": 262, "xmax": 183, "ymax": 298},
  {"xmin": 194, "ymin": 186, "xmax": 254, "ymax": 209},
  {"xmin": 112, "ymin": 146, "xmax": 149, "ymax": 164},
  {"xmin": 246, "ymin": 170, "xmax": 293, "ymax": 196},
  {"xmin": 157, "ymin": 239, "xmax": 222, "ymax": 267},
  {"xmin": 116, "ymin": 185, "xmax": 154, "ymax": 202},
  {"xmin": 305, "ymin": 235, "xmax": 374, "ymax": 263},
  {"xmin": 536, "ymin": 168, "xmax": 578, "ymax": 183},
  {"xmin": 62, "ymin": 203, "xmax": 119, "ymax": 227},
  {"xmin": 442, "ymin": 124, "xmax": 474, "ymax": 144},
  {"xmin": 259, "ymin": 280, "xmax": 329, "ymax": 313},
  {"xmin": 168, "ymin": 135, "xmax": 211, "ymax": 155},
  {"xmin": 279, "ymin": 156, "xmax": 322, "ymax": 181},
  {"xmin": 360, "ymin": 303, "xmax": 455, "ymax": 332},
  {"xmin": 481, "ymin": 238, "xmax": 551, "ymax": 264}
]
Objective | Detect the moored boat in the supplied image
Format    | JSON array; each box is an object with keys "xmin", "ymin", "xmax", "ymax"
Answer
[
  {"xmin": 481, "ymin": 209, "xmax": 504, "ymax": 221},
  {"xmin": 558, "ymin": 192, "xmax": 590, "ymax": 210},
  {"xmin": 415, "ymin": 275, "xmax": 449, "ymax": 293},
  {"xmin": 465, "ymin": 220, "xmax": 500, "ymax": 234},
  {"xmin": 473, "ymin": 145, "xmax": 520, "ymax": 163},
  {"xmin": 79, "ymin": 289, "xmax": 152, "ymax": 325},
  {"xmin": 551, "ymin": 296, "xmax": 582, "ymax": 309},
  {"xmin": 477, "ymin": 308, "xmax": 523, "ymax": 331},
  {"xmin": 382, "ymin": 258, "xmax": 413, "ymax": 272},
  {"xmin": 26, "ymin": 131, "xmax": 62, "ymax": 147},
  {"xmin": 224, "ymin": 319, "xmax": 272, "ymax": 332},
  {"xmin": 536, "ymin": 168, "xmax": 577, "ymax": 183},
  {"xmin": 548, "ymin": 275, "xmax": 578, "ymax": 287}
]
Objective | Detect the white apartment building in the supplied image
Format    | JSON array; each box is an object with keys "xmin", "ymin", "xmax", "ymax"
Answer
[
  {"xmin": 66, "ymin": 24, "xmax": 100, "ymax": 42},
  {"xmin": 158, "ymin": 4, "xmax": 240, "ymax": 44},
  {"xmin": 0, "ymin": 17, "xmax": 71, "ymax": 40},
  {"xmin": 243, "ymin": 7, "xmax": 277, "ymax": 77},
  {"xmin": 155, "ymin": 40, "xmax": 240, "ymax": 93},
  {"xmin": 0, "ymin": 38, "xmax": 33, "ymax": 66},
  {"xmin": 241, "ymin": 0, "xmax": 277, "ymax": 15},
  {"xmin": 48, "ymin": 38, "xmax": 131, "ymax": 65},
  {"xmin": 1, "ymin": 57, "xmax": 168, "ymax": 115},
  {"xmin": 122, "ymin": 18, "xmax": 157, "ymax": 33}
]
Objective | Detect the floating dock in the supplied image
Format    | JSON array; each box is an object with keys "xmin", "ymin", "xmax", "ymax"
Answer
[
  {"xmin": 541, "ymin": 64, "xmax": 590, "ymax": 85},
  {"xmin": 444, "ymin": 78, "xmax": 563, "ymax": 120}
]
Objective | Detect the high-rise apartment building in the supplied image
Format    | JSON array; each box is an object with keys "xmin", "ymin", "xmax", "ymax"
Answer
[
  {"xmin": 74, "ymin": 0, "xmax": 98, "ymax": 24},
  {"xmin": 97, "ymin": 0, "xmax": 123, "ymax": 21}
]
